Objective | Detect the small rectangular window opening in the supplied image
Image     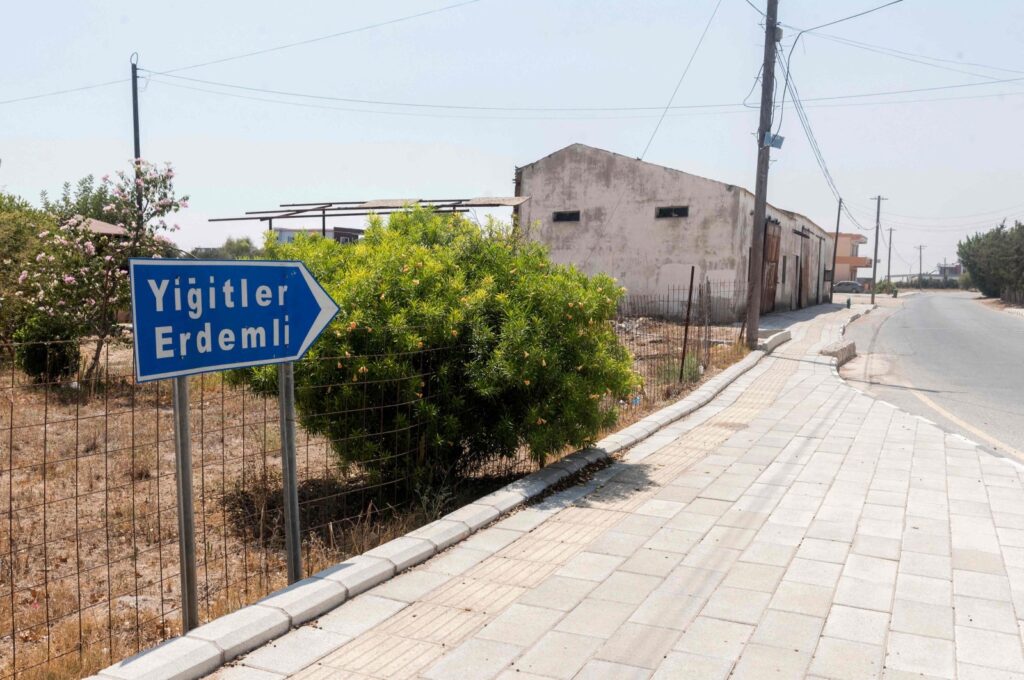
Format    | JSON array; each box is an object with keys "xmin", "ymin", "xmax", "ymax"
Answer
[
  {"xmin": 552, "ymin": 210, "xmax": 581, "ymax": 222},
  {"xmin": 656, "ymin": 206, "xmax": 689, "ymax": 218}
]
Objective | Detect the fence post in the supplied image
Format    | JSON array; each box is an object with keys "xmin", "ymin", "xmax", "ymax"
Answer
[
  {"xmin": 278, "ymin": 362, "xmax": 302, "ymax": 583},
  {"xmin": 678, "ymin": 266, "xmax": 696, "ymax": 382},
  {"xmin": 171, "ymin": 375, "xmax": 199, "ymax": 633}
]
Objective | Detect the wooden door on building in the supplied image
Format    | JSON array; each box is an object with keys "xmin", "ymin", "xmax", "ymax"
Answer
[{"xmin": 761, "ymin": 222, "xmax": 782, "ymax": 314}]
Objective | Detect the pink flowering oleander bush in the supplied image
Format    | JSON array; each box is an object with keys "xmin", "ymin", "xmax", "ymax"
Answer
[{"xmin": 16, "ymin": 160, "xmax": 188, "ymax": 383}]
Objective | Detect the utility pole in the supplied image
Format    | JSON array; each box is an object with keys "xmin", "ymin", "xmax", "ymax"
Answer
[
  {"xmin": 943, "ymin": 257, "xmax": 948, "ymax": 285},
  {"xmin": 132, "ymin": 52, "xmax": 198, "ymax": 634},
  {"xmin": 130, "ymin": 54, "xmax": 143, "ymax": 242},
  {"xmin": 745, "ymin": 0, "xmax": 780, "ymax": 350},
  {"xmin": 886, "ymin": 227, "xmax": 894, "ymax": 282},
  {"xmin": 869, "ymin": 195, "xmax": 886, "ymax": 304},
  {"xmin": 829, "ymin": 198, "xmax": 842, "ymax": 304},
  {"xmin": 915, "ymin": 245, "xmax": 926, "ymax": 289}
]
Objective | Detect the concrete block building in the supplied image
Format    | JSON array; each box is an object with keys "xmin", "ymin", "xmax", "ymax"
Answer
[
  {"xmin": 513, "ymin": 144, "xmax": 834, "ymax": 316},
  {"xmin": 833, "ymin": 232, "xmax": 872, "ymax": 283}
]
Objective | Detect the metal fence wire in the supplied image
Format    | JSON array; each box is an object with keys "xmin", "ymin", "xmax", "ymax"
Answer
[
  {"xmin": 0, "ymin": 280, "xmax": 749, "ymax": 679},
  {"xmin": 0, "ymin": 341, "xmax": 537, "ymax": 679},
  {"xmin": 613, "ymin": 280, "xmax": 748, "ymax": 420}
]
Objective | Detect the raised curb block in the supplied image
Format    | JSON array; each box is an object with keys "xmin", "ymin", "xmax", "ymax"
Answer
[
  {"xmin": 757, "ymin": 329, "xmax": 791, "ymax": 353},
  {"xmin": 820, "ymin": 339, "xmax": 856, "ymax": 367},
  {"xmin": 97, "ymin": 332, "xmax": 785, "ymax": 680},
  {"xmin": 97, "ymin": 636, "xmax": 222, "ymax": 680}
]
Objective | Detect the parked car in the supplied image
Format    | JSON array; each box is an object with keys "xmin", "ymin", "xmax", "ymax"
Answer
[{"xmin": 832, "ymin": 280, "xmax": 864, "ymax": 293}]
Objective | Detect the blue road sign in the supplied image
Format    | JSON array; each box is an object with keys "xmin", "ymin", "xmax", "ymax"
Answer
[{"xmin": 129, "ymin": 258, "xmax": 340, "ymax": 382}]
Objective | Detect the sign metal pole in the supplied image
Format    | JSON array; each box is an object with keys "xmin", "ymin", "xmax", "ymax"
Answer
[
  {"xmin": 129, "ymin": 259, "xmax": 338, "ymax": 607},
  {"xmin": 278, "ymin": 362, "xmax": 302, "ymax": 583},
  {"xmin": 171, "ymin": 375, "xmax": 199, "ymax": 632}
]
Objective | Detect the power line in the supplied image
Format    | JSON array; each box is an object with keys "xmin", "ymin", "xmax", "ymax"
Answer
[
  {"xmin": 741, "ymin": 0, "xmax": 767, "ymax": 18},
  {"xmin": 145, "ymin": 73, "xmax": 1024, "ymax": 123},
  {"xmin": 774, "ymin": 0, "xmax": 905, "ymax": 134},
  {"xmin": 156, "ymin": 0, "xmax": 485, "ymax": 75},
  {"xmin": 144, "ymin": 69, "xmax": 1024, "ymax": 113},
  {"xmin": 0, "ymin": 78, "xmax": 127, "ymax": 106},
  {"xmin": 145, "ymin": 77, "xmax": 747, "ymax": 120},
  {"xmin": 640, "ymin": 0, "xmax": 724, "ymax": 159},
  {"xmin": 880, "ymin": 200, "xmax": 1024, "ymax": 222},
  {"xmin": 803, "ymin": 31, "xmax": 1024, "ymax": 77},
  {"xmin": 742, "ymin": 64, "xmax": 765, "ymax": 108},
  {"xmin": 581, "ymin": 0, "xmax": 726, "ymax": 273},
  {"xmin": 776, "ymin": 51, "xmax": 870, "ymax": 232},
  {"xmin": 797, "ymin": 32, "xmax": 1017, "ymax": 81},
  {"xmin": 0, "ymin": 0, "xmax": 483, "ymax": 107},
  {"xmin": 882, "ymin": 216, "xmax": 1024, "ymax": 232},
  {"xmin": 800, "ymin": 0, "xmax": 904, "ymax": 33}
]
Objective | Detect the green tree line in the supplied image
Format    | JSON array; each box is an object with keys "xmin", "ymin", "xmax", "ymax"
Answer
[{"xmin": 957, "ymin": 222, "xmax": 1024, "ymax": 299}]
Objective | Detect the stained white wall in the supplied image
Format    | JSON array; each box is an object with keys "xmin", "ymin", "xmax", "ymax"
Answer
[{"xmin": 517, "ymin": 144, "xmax": 833, "ymax": 315}]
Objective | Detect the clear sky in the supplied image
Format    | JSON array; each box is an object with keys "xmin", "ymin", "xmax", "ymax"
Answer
[{"xmin": 3, "ymin": 0, "xmax": 1022, "ymax": 277}]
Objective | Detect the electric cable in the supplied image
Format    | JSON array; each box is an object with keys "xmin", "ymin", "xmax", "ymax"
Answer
[
  {"xmin": 640, "ymin": 0, "xmax": 725, "ymax": 159},
  {"xmin": 144, "ymin": 69, "xmax": 1024, "ymax": 113}
]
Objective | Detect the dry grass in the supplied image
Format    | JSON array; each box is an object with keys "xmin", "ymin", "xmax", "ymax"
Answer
[
  {"xmin": 613, "ymin": 316, "xmax": 748, "ymax": 425},
  {"xmin": 0, "ymin": 339, "xmax": 510, "ymax": 680},
  {"xmin": 0, "ymin": 323, "xmax": 746, "ymax": 680}
]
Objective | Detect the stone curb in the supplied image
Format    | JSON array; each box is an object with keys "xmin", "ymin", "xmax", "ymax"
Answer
[
  {"xmin": 95, "ymin": 337, "xmax": 785, "ymax": 680},
  {"xmin": 757, "ymin": 329, "xmax": 791, "ymax": 353},
  {"xmin": 833, "ymin": 305, "xmax": 873, "ymax": 381},
  {"xmin": 820, "ymin": 339, "xmax": 856, "ymax": 367}
]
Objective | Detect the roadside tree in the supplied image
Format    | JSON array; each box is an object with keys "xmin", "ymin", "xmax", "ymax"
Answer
[
  {"xmin": 236, "ymin": 208, "xmax": 639, "ymax": 484},
  {"xmin": 19, "ymin": 160, "xmax": 188, "ymax": 383}
]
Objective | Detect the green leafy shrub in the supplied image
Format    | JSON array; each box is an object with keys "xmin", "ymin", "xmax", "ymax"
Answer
[
  {"xmin": 238, "ymin": 208, "xmax": 639, "ymax": 479},
  {"xmin": 874, "ymin": 280, "xmax": 896, "ymax": 295},
  {"xmin": 0, "ymin": 193, "xmax": 51, "ymax": 344},
  {"xmin": 958, "ymin": 272, "xmax": 973, "ymax": 290},
  {"xmin": 14, "ymin": 314, "xmax": 81, "ymax": 381}
]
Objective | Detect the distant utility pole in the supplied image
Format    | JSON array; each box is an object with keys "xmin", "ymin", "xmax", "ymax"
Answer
[
  {"xmin": 130, "ymin": 54, "xmax": 143, "ymax": 236},
  {"xmin": 943, "ymin": 257, "xmax": 948, "ymax": 284},
  {"xmin": 886, "ymin": 227, "xmax": 894, "ymax": 282},
  {"xmin": 869, "ymin": 195, "xmax": 887, "ymax": 304},
  {"xmin": 829, "ymin": 198, "xmax": 842, "ymax": 304},
  {"xmin": 132, "ymin": 52, "xmax": 199, "ymax": 635},
  {"xmin": 915, "ymin": 245, "xmax": 927, "ymax": 289},
  {"xmin": 745, "ymin": 0, "xmax": 780, "ymax": 350}
]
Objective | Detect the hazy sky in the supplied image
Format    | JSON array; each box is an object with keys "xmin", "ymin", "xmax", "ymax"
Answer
[{"xmin": 3, "ymin": 0, "xmax": 1023, "ymax": 277}]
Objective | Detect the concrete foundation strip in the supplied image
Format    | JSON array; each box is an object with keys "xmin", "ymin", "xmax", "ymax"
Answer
[{"xmin": 93, "ymin": 336, "xmax": 791, "ymax": 680}]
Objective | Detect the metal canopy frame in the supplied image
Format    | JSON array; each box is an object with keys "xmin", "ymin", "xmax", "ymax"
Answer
[{"xmin": 210, "ymin": 197, "xmax": 529, "ymax": 235}]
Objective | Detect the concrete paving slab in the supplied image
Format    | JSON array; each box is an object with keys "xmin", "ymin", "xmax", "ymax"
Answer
[{"xmin": 193, "ymin": 306, "xmax": 1024, "ymax": 680}]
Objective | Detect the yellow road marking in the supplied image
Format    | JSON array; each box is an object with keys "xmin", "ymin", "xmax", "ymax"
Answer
[{"xmin": 910, "ymin": 389, "xmax": 1024, "ymax": 461}]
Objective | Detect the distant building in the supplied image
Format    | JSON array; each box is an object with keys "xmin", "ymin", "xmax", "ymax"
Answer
[
  {"xmin": 85, "ymin": 218, "xmax": 127, "ymax": 238},
  {"xmin": 513, "ymin": 143, "xmax": 834, "ymax": 315},
  {"xmin": 274, "ymin": 227, "xmax": 362, "ymax": 244},
  {"xmin": 833, "ymin": 232, "xmax": 872, "ymax": 283},
  {"xmin": 937, "ymin": 262, "xmax": 962, "ymax": 280}
]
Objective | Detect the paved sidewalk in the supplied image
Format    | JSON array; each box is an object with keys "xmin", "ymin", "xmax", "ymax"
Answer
[{"xmin": 213, "ymin": 305, "xmax": 1024, "ymax": 679}]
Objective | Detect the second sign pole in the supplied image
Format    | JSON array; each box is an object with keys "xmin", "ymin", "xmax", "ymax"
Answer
[
  {"xmin": 171, "ymin": 375, "xmax": 199, "ymax": 633},
  {"xmin": 278, "ymin": 362, "xmax": 303, "ymax": 583}
]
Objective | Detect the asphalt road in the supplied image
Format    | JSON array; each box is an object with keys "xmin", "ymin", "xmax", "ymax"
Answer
[{"xmin": 842, "ymin": 291, "xmax": 1024, "ymax": 459}]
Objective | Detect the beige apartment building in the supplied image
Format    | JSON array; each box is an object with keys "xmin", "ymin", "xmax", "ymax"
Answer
[{"xmin": 833, "ymin": 232, "xmax": 872, "ymax": 283}]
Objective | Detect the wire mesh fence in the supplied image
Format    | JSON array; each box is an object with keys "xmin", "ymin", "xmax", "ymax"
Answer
[
  {"xmin": 0, "ymin": 278, "xmax": 750, "ymax": 679},
  {"xmin": 0, "ymin": 340, "xmax": 537, "ymax": 679},
  {"xmin": 614, "ymin": 280, "xmax": 748, "ymax": 421}
]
